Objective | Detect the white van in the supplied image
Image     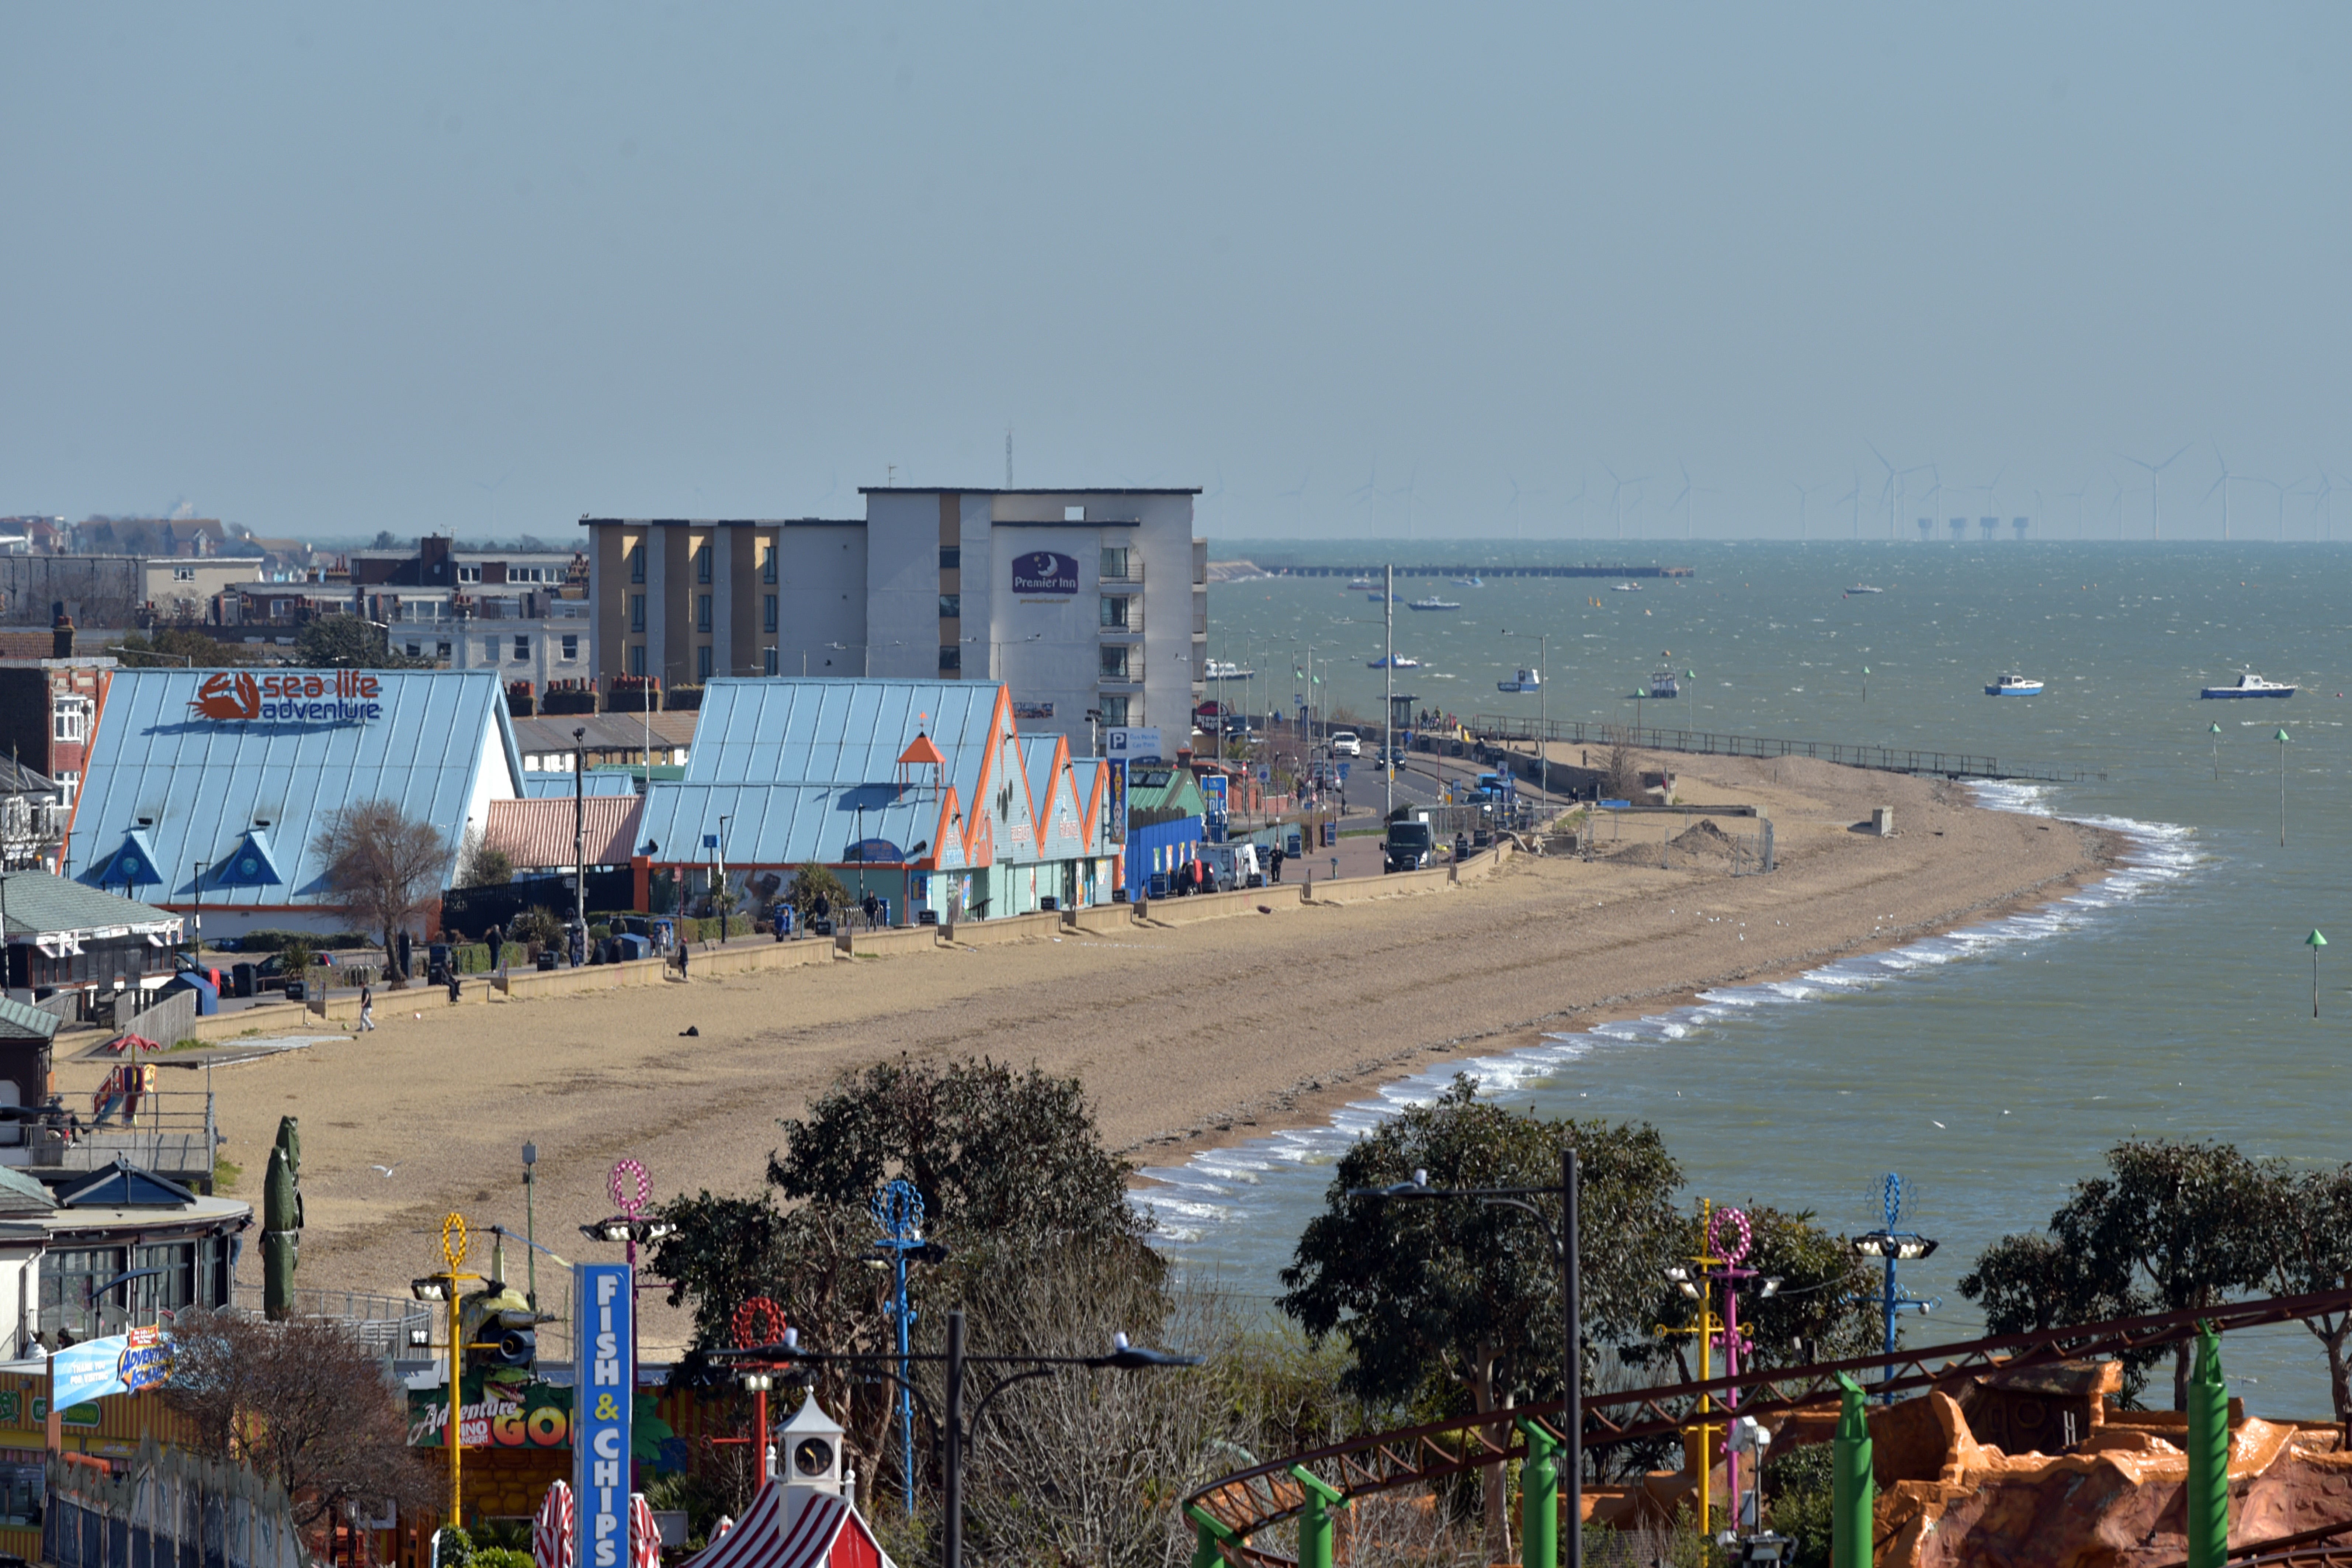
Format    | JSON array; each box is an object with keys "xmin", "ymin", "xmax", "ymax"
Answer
[{"xmin": 1200, "ymin": 842, "xmax": 1263, "ymax": 891}]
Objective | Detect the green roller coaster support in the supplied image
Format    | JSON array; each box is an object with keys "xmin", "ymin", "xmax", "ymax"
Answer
[
  {"xmin": 1186, "ymin": 1503, "xmax": 1240, "ymax": 1568},
  {"xmin": 2187, "ymin": 1322, "xmax": 2228, "ymax": 1568},
  {"xmin": 1832, "ymin": 1373, "xmax": 1873, "ymax": 1568},
  {"xmin": 1517, "ymin": 1418, "xmax": 1559, "ymax": 1568},
  {"xmin": 1287, "ymin": 1464, "xmax": 1348, "ymax": 1568}
]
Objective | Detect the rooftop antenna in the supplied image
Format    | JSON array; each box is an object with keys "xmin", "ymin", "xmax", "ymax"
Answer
[{"xmin": 2120, "ymin": 444, "xmax": 2191, "ymax": 539}]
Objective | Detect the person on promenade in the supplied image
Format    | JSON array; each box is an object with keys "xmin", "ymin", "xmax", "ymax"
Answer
[
  {"xmin": 358, "ymin": 982, "xmax": 375, "ymax": 1032},
  {"xmin": 488, "ymin": 922, "xmax": 506, "ymax": 979},
  {"xmin": 677, "ymin": 942, "xmax": 690, "ymax": 981},
  {"xmin": 1268, "ymin": 844, "xmax": 1285, "ymax": 883}
]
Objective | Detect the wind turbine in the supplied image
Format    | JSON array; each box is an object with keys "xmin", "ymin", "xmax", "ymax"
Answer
[
  {"xmin": 1868, "ymin": 442, "xmax": 1902, "ymax": 539},
  {"xmin": 2120, "ymin": 444, "xmax": 2191, "ymax": 540},
  {"xmin": 1672, "ymin": 464, "xmax": 1710, "ymax": 541},
  {"xmin": 2204, "ymin": 448, "xmax": 2236, "ymax": 541},
  {"xmin": 1602, "ymin": 465, "xmax": 1648, "ymax": 542},
  {"xmin": 1560, "ymin": 474, "xmax": 1587, "ymax": 540},
  {"xmin": 1346, "ymin": 464, "xmax": 1380, "ymax": 537},
  {"xmin": 1974, "ymin": 472, "xmax": 2003, "ymax": 542},
  {"xmin": 1838, "ymin": 470, "xmax": 1861, "ymax": 539},
  {"xmin": 2244, "ymin": 473, "xmax": 2286, "ymax": 542},
  {"xmin": 1386, "ymin": 466, "xmax": 1419, "ymax": 540},
  {"xmin": 2054, "ymin": 484, "xmax": 2087, "ymax": 539},
  {"xmin": 1791, "ymin": 479, "xmax": 1832, "ymax": 544},
  {"xmin": 2307, "ymin": 472, "xmax": 2336, "ymax": 542}
]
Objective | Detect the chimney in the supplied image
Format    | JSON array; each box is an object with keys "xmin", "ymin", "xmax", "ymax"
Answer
[
  {"xmin": 421, "ymin": 535, "xmax": 453, "ymax": 586},
  {"xmin": 50, "ymin": 603, "xmax": 72, "ymax": 661}
]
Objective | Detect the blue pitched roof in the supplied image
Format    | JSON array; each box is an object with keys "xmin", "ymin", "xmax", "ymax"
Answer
[
  {"xmin": 67, "ymin": 670, "xmax": 523, "ymax": 906},
  {"xmin": 635, "ymin": 782, "xmax": 964, "ymax": 871},
  {"xmin": 522, "ymin": 771, "xmax": 641, "ymax": 799},
  {"xmin": 684, "ymin": 680, "xmax": 1004, "ymax": 795}
]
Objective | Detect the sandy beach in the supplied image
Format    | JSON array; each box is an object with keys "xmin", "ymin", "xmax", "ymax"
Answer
[{"xmin": 99, "ymin": 752, "xmax": 2117, "ymax": 1357}]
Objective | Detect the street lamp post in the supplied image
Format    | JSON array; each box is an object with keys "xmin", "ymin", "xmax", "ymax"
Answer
[
  {"xmin": 411, "ymin": 1212, "xmax": 481, "ymax": 1529},
  {"xmin": 2276, "ymin": 728, "xmax": 2291, "ymax": 846},
  {"xmin": 870, "ymin": 1178, "xmax": 950, "ymax": 1515},
  {"xmin": 1850, "ymin": 1173, "xmax": 1939, "ymax": 1405},
  {"xmin": 710, "ymin": 1311, "xmax": 1200, "ymax": 1568},
  {"xmin": 2307, "ymin": 930, "xmax": 2327, "ymax": 1019},
  {"xmin": 2210, "ymin": 722, "xmax": 2221, "ymax": 783},
  {"xmin": 1347, "ymin": 1148, "xmax": 1583, "ymax": 1568},
  {"xmin": 521, "ymin": 1144, "xmax": 538, "ymax": 1312},
  {"xmin": 572, "ymin": 727, "xmax": 588, "ymax": 963},
  {"xmin": 579, "ymin": 1159, "xmax": 677, "ymax": 1392}
]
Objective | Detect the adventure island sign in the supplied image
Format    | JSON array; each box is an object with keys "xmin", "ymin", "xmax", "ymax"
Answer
[{"xmin": 191, "ymin": 671, "xmax": 384, "ymax": 725}]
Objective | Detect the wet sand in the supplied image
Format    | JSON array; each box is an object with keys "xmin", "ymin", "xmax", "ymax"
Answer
[{"xmin": 97, "ymin": 753, "xmax": 2114, "ymax": 1357}]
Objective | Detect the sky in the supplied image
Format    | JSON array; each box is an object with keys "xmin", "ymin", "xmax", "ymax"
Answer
[{"xmin": 4, "ymin": 4, "xmax": 2349, "ymax": 544}]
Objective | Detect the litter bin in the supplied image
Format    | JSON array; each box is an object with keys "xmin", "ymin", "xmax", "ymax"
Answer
[
  {"xmin": 535, "ymin": 951, "xmax": 559, "ymax": 971},
  {"xmin": 1285, "ymin": 828, "xmax": 1304, "ymax": 858}
]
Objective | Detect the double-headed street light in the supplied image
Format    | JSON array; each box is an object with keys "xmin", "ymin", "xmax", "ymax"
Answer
[
  {"xmin": 1851, "ymin": 1173, "xmax": 1940, "ymax": 1405},
  {"xmin": 1348, "ymin": 1152, "xmax": 1583, "ymax": 1568},
  {"xmin": 711, "ymin": 1308, "xmax": 1200, "ymax": 1568}
]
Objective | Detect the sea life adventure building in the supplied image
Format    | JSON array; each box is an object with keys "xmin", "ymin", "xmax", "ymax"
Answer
[{"xmin": 62, "ymin": 669, "xmax": 523, "ymax": 939}]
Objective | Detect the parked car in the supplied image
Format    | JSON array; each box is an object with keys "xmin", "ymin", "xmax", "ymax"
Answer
[
  {"xmin": 1329, "ymin": 731, "xmax": 1362, "ymax": 758},
  {"xmin": 1383, "ymin": 818, "xmax": 1435, "ymax": 873}
]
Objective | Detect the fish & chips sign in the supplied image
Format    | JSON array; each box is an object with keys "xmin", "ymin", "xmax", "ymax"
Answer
[{"xmin": 191, "ymin": 671, "xmax": 384, "ymax": 725}]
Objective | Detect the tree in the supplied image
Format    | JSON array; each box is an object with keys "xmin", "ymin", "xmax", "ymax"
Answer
[
  {"xmin": 1959, "ymin": 1139, "xmax": 2273, "ymax": 1408},
  {"xmin": 162, "ymin": 1307, "xmax": 441, "ymax": 1545},
  {"xmin": 1277, "ymin": 1078, "xmax": 1683, "ymax": 1541},
  {"xmin": 296, "ymin": 614, "xmax": 428, "ymax": 669},
  {"xmin": 311, "ymin": 800, "xmax": 451, "ymax": 987},
  {"xmin": 2249, "ymin": 1163, "xmax": 2352, "ymax": 1419},
  {"xmin": 781, "ymin": 862, "xmax": 851, "ymax": 922},
  {"xmin": 455, "ymin": 829, "xmax": 513, "ymax": 888},
  {"xmin": 115, "ymin": 627, "xmax": 251, "ymax": 666}
]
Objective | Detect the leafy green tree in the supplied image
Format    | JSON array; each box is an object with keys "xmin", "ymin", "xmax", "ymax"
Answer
[
  {"xmin": 2249, "ymin": 1162, "xmax": 2352, "ymax": 1419},
  {"xmin": 782, "ymin": 862, "xmax": 851, "ymax": 921},
  {"xmin": 1277, "ymin": 1078, "xmax": 1682, "ymax": 1540},
  {"xmin": 1960, "ymin": 1139, "xmax": 2273, "ymax": 1408},
  {"xmin": 296, "ymin": 613, "xmax": 428, "ymax": 669}
]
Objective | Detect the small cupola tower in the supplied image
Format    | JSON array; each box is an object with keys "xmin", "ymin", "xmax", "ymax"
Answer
[{"xmin": 776, "ymin": 1391, "xmax": 847, "ymax": 1499}]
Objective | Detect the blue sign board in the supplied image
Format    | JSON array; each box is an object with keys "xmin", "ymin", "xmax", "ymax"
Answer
[
  {"xmin": 52, "ymin": 1328, "xmax": 169, "ymax": 1406},
  {"xmin": 573, "ymin": 1264, "xmax": 635, "ymax": 1568},
  {"xmin": 1598, "ymin": 799, "xmax": 1631, "ymax": 809},
  {"xmin": 1337, "ymin": 762, "xmax": 1351, "ymax": 781}
]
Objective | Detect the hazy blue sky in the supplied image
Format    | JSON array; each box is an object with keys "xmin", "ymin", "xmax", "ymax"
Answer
[{"xmin": 5, "ymin": 4, "xmax": 2347, "ymax": 542}]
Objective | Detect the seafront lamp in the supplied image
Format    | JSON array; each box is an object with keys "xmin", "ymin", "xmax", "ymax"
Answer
[
  {"xmin": 2276, "ymin": 729, "xmax": 2292, "ymax": 847},
  {"xmin": 2209, "ymin": 722, "xmax": 2222, "ymax": 782},
  {"xmin": 2306, "ymin": 930, "xmax": 2327, "ymax": 1019}
]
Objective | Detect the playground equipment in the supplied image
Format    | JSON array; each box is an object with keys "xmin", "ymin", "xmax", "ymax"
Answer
[{"xmin": 1182, "ymin": 1285, "xmax": 2352, "ymax": 1567}]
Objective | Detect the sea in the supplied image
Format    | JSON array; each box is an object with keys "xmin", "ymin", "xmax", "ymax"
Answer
[{"xmin": 1135, "ymin": 538, "xmax": 2352, "ymax": 1417}]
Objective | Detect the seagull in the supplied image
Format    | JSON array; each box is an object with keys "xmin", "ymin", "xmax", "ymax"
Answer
[{"xmin": 371, "ymin": 1164, "xmax": 400, "ymax": 1177}]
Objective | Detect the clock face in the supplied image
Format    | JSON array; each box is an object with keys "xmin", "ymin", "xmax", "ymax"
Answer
[{"xmin": 793, "ymin": 1437, "xmax": 833, "ymax": 1478}]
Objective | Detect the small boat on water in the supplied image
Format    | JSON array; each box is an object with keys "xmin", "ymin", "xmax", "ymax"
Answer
[
  {"xmin": 1845, "ymin": 584, "xmax": 1884, "ymax": 596},
  {"xmin": 1366, "ymin": 592, "xmax": 1401, "ymax": 602},
  {"xmin": 1985, "ymin": 673, "xmax": 2044, "ymax": 696},
  {"xmin": 2202, "ymin": 670, "xmax": 2296, "ymax": 699},
  {"xmin": 1497, "ymin": 667, "xmax": 1542, "ymax": 694},
  {"xmin": 1648, "ymin": 668, "xmax": 1680, "ymax": 698},
  {"xmin": 1369, "ymin": 655, "xmax": 1423, "ymax": 670},
  {"xmin": 1611, "ymin": 582, "xmax": 1642, "ymax": 592},
  {"xmin": 1454, "ymin": 575, "xmax": 1484, "ymax": 587},
  {"xmin": 1347, "ymin": 577, "xmax": 1377, "ymax": 590},
  {"xmin": 1407, "ymin": 596, "xmax": 1461, "ymax": 611},
  {"xmin": 1202, "ymin": 659, "xmax": 1256, "ymax": 681}
]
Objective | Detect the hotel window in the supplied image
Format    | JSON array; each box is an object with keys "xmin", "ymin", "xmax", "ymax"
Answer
[
  {"xmin": 629, "ymin": 594, "xmax": 645, "ymax": 632},
  {"xmin": 561, "ymin": 634, "xmax": 579, "ymax": 661},
  {"xmin": 696, "ymin": 645, "xmax": 714, "ymax": 681},
  {"xmin": 763, "ymin": 595, "xmax": 778, "ymax": 633},
  {"xmin": 1099, "ymin": 646, "xmax": 1130, "ymax": 680},
  {"xmin": 696, "ymin": 594, "xmax": 712, "ymax": 632},
  {"xmin": 628, "ymin": 544, "xmax": 645, "ymax": 584},
  {"xmin": 513, "ymin": 635, "xmax": 530, "ymax": 662},
  {"xmin": 1100, "ymin": 546, "xmax": 1129, "ymax": 580},
  {"xmin": 938, "ymin": 593, "xmax": 961, "ymax": 619},
  {"xmin": 1099, "ymin": 595, "xmax": 1130, "ymax": 628},
  {"xmin": 939, "ymin": 545, "xmax": 961, "ymax": 569},
  {"xmin": 405, "ymin": 642, "xmax": 422, "ymax": 659},
  {"xmin": 694, "ymin": 545, "xmax": 712, "ymax": 584},
  {"xmin": 939, "ymin": 645, "xmax": 961, "ymax": 673},
  {"xmin": 628, "ymin": 644, "xmax": 645, "ymax": 677},
  {"xmin": 1098, "ymin": 694, "xmax": 1129, "ymax": 726},
  {"xmin": 760, "ymin": 545, "xmax": 777, "ymax": 585},
  {"xmin": 458, "ymin": 565, "xmax": 482, "ymax": 583},
  {"xmin": 764, "ymin": 647, "xmax": 779, "ymax": 676},
  {"xmin": 485, "ymin": 638, "xmax": 500, "ymax": 661}
]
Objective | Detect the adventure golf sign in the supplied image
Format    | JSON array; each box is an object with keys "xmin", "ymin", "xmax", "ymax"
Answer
[{"xmin": 191, "ymin": 670, "xmax": 384, "ymax": 725}]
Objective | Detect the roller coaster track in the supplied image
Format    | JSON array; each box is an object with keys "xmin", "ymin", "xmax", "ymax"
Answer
[{"xmin": 1184, "ymin": 1287, "xmax": 2352, "ymax": 1567}]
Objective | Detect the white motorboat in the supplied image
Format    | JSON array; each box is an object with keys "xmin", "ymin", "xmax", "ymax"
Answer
[
  {"xmin": 1407, "ymin": 596, "xmax": 1462, "ymax": 611},
  {"xmin": 1985, "ymin": 673, "xmax": 2044, "ymax": 696},
  {"xmin": 1648, "ymin": 668, "xmax": 1680, "ymax": 698},
  {"xmin": 1610, "ymin": 582, "xmax": 1642, "ymax": 592},
  {"xmin": 2201, "ymin": 670, "xmax": 2296, "ymax": 699},
  {"xmin": 1369, "ymin": 655, "xmax": 1423, "ymax": 670},
  {"xmin": 1845, "ymin": 584, "xmax": 1884, "ymax": 595},
  {"xmin": 1347, "ymin": 577, "xmax": 1377, "ymax": 590},
  {"xmin": 1202, "ymin": 659, "xmax": 1256, "ymax": 681},
  {"xmin": 1497, "ymin": 667, "xmax": 1542, "ymax": 694},
  {"xmin": 1453, "ymin": 576, "xmax": 1484, "ymax": 587}
]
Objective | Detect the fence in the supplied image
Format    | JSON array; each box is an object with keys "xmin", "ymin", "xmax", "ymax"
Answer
[
  {"xmin": 45, "ymin": 1437, "xmax": 310, "ymax": 1568},
  {"xmin": 227, "ymin": 1283, "xmax": 435, "ymax": 1356},
  {"xmin": 1471, "ymin": 714, "xmax": 2100, "ymax": 784}
]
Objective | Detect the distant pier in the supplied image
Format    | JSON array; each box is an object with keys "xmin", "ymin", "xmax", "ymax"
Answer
[{"xmin": 1271, "ymin": 563, "xmax": 1695, "ymax": 579}]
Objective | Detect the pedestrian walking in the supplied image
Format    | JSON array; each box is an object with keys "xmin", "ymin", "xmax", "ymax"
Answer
[
  {"xmin": 1268, "ymin": 845, "xmax": 1285, "ymax": 883},
  {"xmin": 861, "ymin": 891, "xmax": 879, "ymax": 930},
  {"xmin": 489, "ymin": 922, "xmax": 507, "ymax": 978},
  {"xmin": 358, "ymin": 982, "xmax": 376, "ymax": 1031},
  {"xmin": 677, "ymin": 943, "xmax": 690, "ymax": 981}
]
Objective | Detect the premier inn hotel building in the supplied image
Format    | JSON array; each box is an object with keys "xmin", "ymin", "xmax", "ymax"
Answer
[{"xmin": 580, "ymin": 488, "xmax": 1208, "ymax": 749}]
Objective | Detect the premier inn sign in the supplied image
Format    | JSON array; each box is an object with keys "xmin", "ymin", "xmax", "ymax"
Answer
[
  {"xmin": 1010, "ymin": 550, "xmax": 1080, "ymax": 594},
  {"xmin": 190, "ymin": 670, "xmax": 385, "ymax": 724}
]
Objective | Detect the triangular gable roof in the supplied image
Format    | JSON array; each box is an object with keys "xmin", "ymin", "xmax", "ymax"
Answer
[
  {"xmin": 1019, "ymin": 737, "xmax": 1088, "ymax": 861},
  {"xmin": 87, "ymin": 828, "xmax": 163, "ymax": 891},
  {"xmin": 205, "ymin": 828, "xmax": 285, "ymax": 890},
  {"xmin": 0, "ymin": 872, "xmax": 179, "ymax": 946},
  {"xmin": 0, "ymin": 994, "xmax": 62, "ymax": 1043},
  {"xmin": 1066, "ymin": 759, "xmax": 1108, "ymax": 854},
  {"xmin": 677, "ymin": 1481, "xmax": 896, "ymax": 1568},
  {"xmin": 896, "ymin": 733, "xmax": 946, "ymax": 768},
  {"xmin": 60, "ymin": 1157, "xmax": 198, "ymax": 1209},
  {"xmin": 0, "ymin": 1165, "xmax": 54, "ymax": 1215}
]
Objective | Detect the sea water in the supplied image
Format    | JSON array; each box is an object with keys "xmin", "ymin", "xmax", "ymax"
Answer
[{"xmin": 1139, "ymin": 539, "xmax": 2352, "ymax": 1416}]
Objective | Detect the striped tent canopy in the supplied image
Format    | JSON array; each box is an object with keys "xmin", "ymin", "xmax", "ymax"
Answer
[
  {"xmin": 532, "ymin": 1481, "xmax": 573, "ymax": 1568},
  {"xmin": 676, "ymin": 1484, "xmax": 894, "ymax": 1568},
  {"xmin": 630, "ymin": 1494, "xmax": 662, "ymax": 1568}
]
